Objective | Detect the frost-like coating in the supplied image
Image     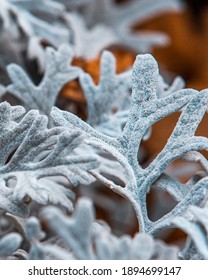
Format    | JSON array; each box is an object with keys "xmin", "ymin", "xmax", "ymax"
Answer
[
  {"xmin": 0, "ymin": 25, "xmax": 208, "ymax": 259},
  {"xmin": 51, "ymin": 53, "xmax": 208, "ymax": 235},
  {"xmin": 7, "ymin": 45, "xmax": 81, "ymax": 116},
  {"xmin": 40, "ymin": 198, "xmax": 178, "ymax": 260},
  {"xmin": 0, "ymin": 102, "xmax": 98, "ymax": 216},
  {"xmin": 173, "ymin": 203, "xmax": 208, "ymax": 260}
]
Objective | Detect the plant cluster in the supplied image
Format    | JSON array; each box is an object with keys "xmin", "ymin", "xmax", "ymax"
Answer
[{"xmin": 1, "ymin": 0, "xmax": 208, "ymax": 260}]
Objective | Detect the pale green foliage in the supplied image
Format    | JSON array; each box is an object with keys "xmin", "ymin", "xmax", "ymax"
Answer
[
  {"xmin": 0, "ymin": 101, "xmax": 98, "ymax": 216},
  {"xmin": 36, "ymin": 198, "xmax": 178, "ymax": 260},
  {"xmin": 51, "ymin": 53, "xmax": 207, "ymax": 236},
  {"xmin": 173, "ymin": 203, "xmax": 208, "ymax": 259},
  {"xmin": 7, "ymin": 45, "xmax": 81, "ymax": 116},
  {"xmin": 0, "ymin": 3, "xmax": 208, "ymax": 258}
]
